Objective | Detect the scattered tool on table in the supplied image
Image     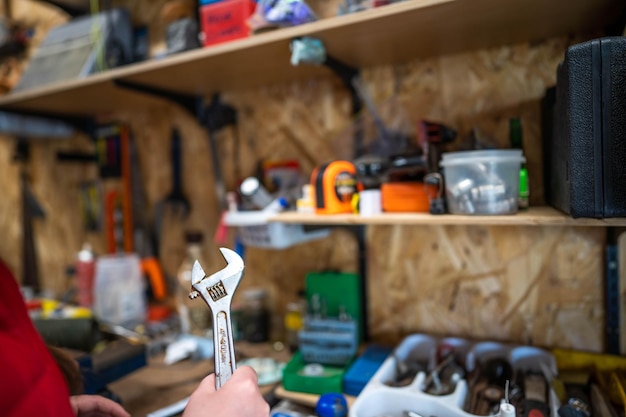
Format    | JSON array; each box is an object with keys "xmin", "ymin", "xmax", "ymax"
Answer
[{"xmin": 189, "ymin": 247, "xmax": 244, "ymax": 389}]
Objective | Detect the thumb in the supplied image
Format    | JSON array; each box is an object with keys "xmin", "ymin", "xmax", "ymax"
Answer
[{"xmin": 196, "ymin": 373, "xmax": 217, "ymax": 394}]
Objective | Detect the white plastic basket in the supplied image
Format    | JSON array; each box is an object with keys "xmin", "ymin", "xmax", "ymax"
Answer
[{"xmin": 224, "ymin": 210, "xmax": 330, "ymax": 249}]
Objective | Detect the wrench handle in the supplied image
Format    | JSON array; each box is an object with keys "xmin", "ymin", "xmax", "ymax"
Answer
[{"xmin": 212, "ymin": 309, "xmax": 237, "ymax": 389}]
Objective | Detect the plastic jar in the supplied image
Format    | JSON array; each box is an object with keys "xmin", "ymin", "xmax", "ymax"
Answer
[
  {"xmin": 440, "ymin": 150, "xmax": 526, "ymax": 215},
  {"xmin": 177, "ymin": 231, "xmax": 211, "ymax": 336},
  {"xmin": 241, "ymin": 288, "xmax": 271, "ymax": 343}
]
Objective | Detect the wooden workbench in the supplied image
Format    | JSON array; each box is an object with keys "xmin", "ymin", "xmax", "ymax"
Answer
[{"xmin": 108, "ymin": 342, "xmax": 292, "ymax": 417}]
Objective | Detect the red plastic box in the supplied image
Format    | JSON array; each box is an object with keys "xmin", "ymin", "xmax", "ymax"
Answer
[{"xmin": 200, "ymin": 0, "xmax": 256, "ymax": 47}]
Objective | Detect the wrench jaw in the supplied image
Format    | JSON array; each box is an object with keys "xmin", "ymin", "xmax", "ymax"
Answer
[
  {"xmin": 188, "ymin": 248, "xmax": 245, "ymax": 390},
  {"xmin": 189, "ymin": 248, "xmax": 244, "ymax": 302},
  {"xmin": 189, "ymin": 248, "xmax": 244, "ymax": 304}
]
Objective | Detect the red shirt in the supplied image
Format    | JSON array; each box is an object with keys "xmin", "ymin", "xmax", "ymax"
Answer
[{"xmin": 0, "ymin": 259, "xmax": 74, "ymax": 417}]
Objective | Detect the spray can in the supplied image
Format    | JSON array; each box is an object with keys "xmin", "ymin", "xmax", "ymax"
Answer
[{"xmin": 76, "ymin": 243, "xmax": 96, "ymax": 308}]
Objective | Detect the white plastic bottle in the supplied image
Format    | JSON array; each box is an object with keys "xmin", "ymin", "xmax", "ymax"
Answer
[{"xmin": 176, "ymin": 231, "xmax": 211, "ymax": 336}]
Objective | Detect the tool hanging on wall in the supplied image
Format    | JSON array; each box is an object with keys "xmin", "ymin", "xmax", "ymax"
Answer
[
  {"xmin": 109, "ymin": 85, "xmax": 239, "ymax": 216},
  {"xmin": 78, "ymin": 181, "xmax": 103, "ymax": 232},
  {"xmin": 120, "ymin": 124, "xmax": 133, "ymax": 253},
  {"xmin": 0, "ymin": 108, "xmax": 92, "ymax": 293},
  {"xmin": 204, "ymin": 94, "xmax": 240, "ymax": 245},
  {"xmin": 105, "ymin": 189, "xmax": 124, "ymax": 253},
  {"xmin": 129, "ymin": 133, "xmax": 168, "ymax": 301},
  {"xmin": 55, "ymin": 143, "xmax": 102, "ymax": 233},
  {"xmin": 153, "ymin": 126, "xmax": 191, "ymax": 257},
  {"xmin": 14, "ymin": 140, "xmax": 46, "ymax": 294},
  {"xmin": 95, "ymin": 123, "xmax": 134, "ymax": 253},
  {"xmin": 290, "ymin": 36, "xmax": 364, "ymax": 158},
  {"xmin": 204, "ymin": 93, "xmax": 239, "ymax": 210},
  {"xmin": 163, "ymin": 127, "xmax": 190, "ymax": 217}
]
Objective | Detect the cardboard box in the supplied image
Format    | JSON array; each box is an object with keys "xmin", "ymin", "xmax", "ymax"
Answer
[{"xmin": 200, "ymin": 0, "xmax": 256, "ymax": 46}]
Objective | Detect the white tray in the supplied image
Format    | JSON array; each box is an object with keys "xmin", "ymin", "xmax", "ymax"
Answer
[
  {"xmin": 349, "ymin": 334, "xmax": 560, "ymax": 417},
  {"xmin": 224, "ymin": 210, "xmax": 330, "ymax": 249}
]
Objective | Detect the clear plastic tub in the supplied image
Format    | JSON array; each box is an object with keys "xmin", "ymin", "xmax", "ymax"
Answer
[{"xmin": 440, "ymin": 150, "xmax": 526, "ymax": 215}]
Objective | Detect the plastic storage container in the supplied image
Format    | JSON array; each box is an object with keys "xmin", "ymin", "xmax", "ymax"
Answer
[
  {"xmin": 349, "ymin": 333, "xmax": 559, "ymax": 417},
  {"xmin": 440, "ymin": 150, "xmax": 526, "ymax": 215},
  {"xmin": 224, "ymin": 208, "xmax": 330, "ymax": 249}
]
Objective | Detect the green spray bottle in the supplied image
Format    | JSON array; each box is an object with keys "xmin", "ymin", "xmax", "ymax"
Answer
[{"xmin": 510, "ymin": 117, "xmax": 529, "ymax": 210}]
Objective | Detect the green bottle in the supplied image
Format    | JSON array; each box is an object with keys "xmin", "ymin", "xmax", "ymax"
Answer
[{"xmin": 509, "ymin": 117, "xmax": 529, "ymax": 210}]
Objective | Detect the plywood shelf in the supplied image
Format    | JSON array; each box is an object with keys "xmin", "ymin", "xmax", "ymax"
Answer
[
  {"xmin": 268, "ymin": 206, "xmax": 626, "ymax": 226},
  {"xmin": 0, "ymin": 0, "xmax": 621, "ymax": 115}
]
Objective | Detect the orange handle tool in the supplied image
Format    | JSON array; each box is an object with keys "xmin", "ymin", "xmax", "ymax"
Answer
[{"xmin": 141, "ymin": 257, "xmax": 167, "ymax": 300}]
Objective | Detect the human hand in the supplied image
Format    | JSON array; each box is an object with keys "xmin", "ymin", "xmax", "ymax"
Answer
[
  {"xmin": 183, "ymin": 365, "xmax": 269, "ymax": 417},
  {"xmin": 70, "ymin": 395, "xmax": 130, "ymax": 417}
]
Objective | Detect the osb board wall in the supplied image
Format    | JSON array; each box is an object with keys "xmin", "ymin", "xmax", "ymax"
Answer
[
  {"xmin": 367, "ymin": 225, "xmax": 606, "ymax": 351},
  {"xmin": 0, "ymin": 0, "xmax": 614, "ymax": 352}
]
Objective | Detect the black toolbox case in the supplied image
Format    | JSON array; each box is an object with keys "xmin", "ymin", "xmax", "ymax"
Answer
[{"xmin": 543, "ymin": 36, "xmax": 626, "ymax": 218}]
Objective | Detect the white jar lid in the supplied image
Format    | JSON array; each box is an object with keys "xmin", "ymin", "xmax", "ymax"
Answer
[{"xmin": 440, "ymin": 149, "xmax": 525, "ymax": 166}]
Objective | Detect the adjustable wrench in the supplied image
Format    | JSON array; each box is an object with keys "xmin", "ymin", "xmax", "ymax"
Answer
[{"xmin": 189, "ymin": 247, "xmax": 244, "ymax": 389}]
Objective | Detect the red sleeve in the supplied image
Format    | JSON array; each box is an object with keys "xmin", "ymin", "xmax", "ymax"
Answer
[{"xmin": 0, "ymin": 259, "xmax": 75, "ymax": 417}]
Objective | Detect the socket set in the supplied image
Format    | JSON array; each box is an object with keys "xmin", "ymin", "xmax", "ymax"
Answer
[
  {"xmin": 299, "ymin": 316, "xmax": 359, "ymax": 366},
  {"xmin": 349, "ymin": 333, "xmax": 558, "ymax": 417}
]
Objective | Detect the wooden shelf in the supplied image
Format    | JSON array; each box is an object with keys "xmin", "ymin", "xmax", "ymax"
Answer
[
  {"xmin": 0, "ymin": 0, "xmax": 621, "ymax": 115},
  {"xmin": 268, "ymin": 206, "xmax": 626, "ymax": 226}
]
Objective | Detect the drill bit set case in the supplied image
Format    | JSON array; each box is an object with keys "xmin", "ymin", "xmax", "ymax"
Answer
[
  {"xmin": 349, "ymin": 333, "xmax": 558, "ymax": 417},
  {"xmin": 543, "ymin": 36, "xmax": 626, "ymax": 218}
]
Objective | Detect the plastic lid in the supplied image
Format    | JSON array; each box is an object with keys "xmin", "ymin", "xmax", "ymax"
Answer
[
  {"xmin": 243, "ymin": 288, "xmax": 268, "ymax": 300},
  {"xmin": 77, "ymin": 243, "xmax": 94, "ymax": 262},
  {"xmin": 442, "ymin": 149, "xmax": 523, "ymax": 160},
  {"xmin": 277, "ymin": 197, "xmax": 288, "ymax": 208},
  {"xmin": 240, "ymin": 177, "xmax": 261, "ymax": 196},
  {"xmin": 440, "ymin": 149, "xmax": 525, "ymax": 167}
]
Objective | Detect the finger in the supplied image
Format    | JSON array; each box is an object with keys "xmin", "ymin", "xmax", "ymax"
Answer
[
  {"xmin": 195, "ymin": 373, "xmax": 217, "ymax": 394},
  {"xmin": 70, "ymin": 395, "xmax": 130, "ymax": 417},
  {"xmin": 233, "ymin": 365, "xmax": 259, "ymax": 384},
  {"xmin": 73, "ymin": 397, "xmax": 128, "ymax": 417}
]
